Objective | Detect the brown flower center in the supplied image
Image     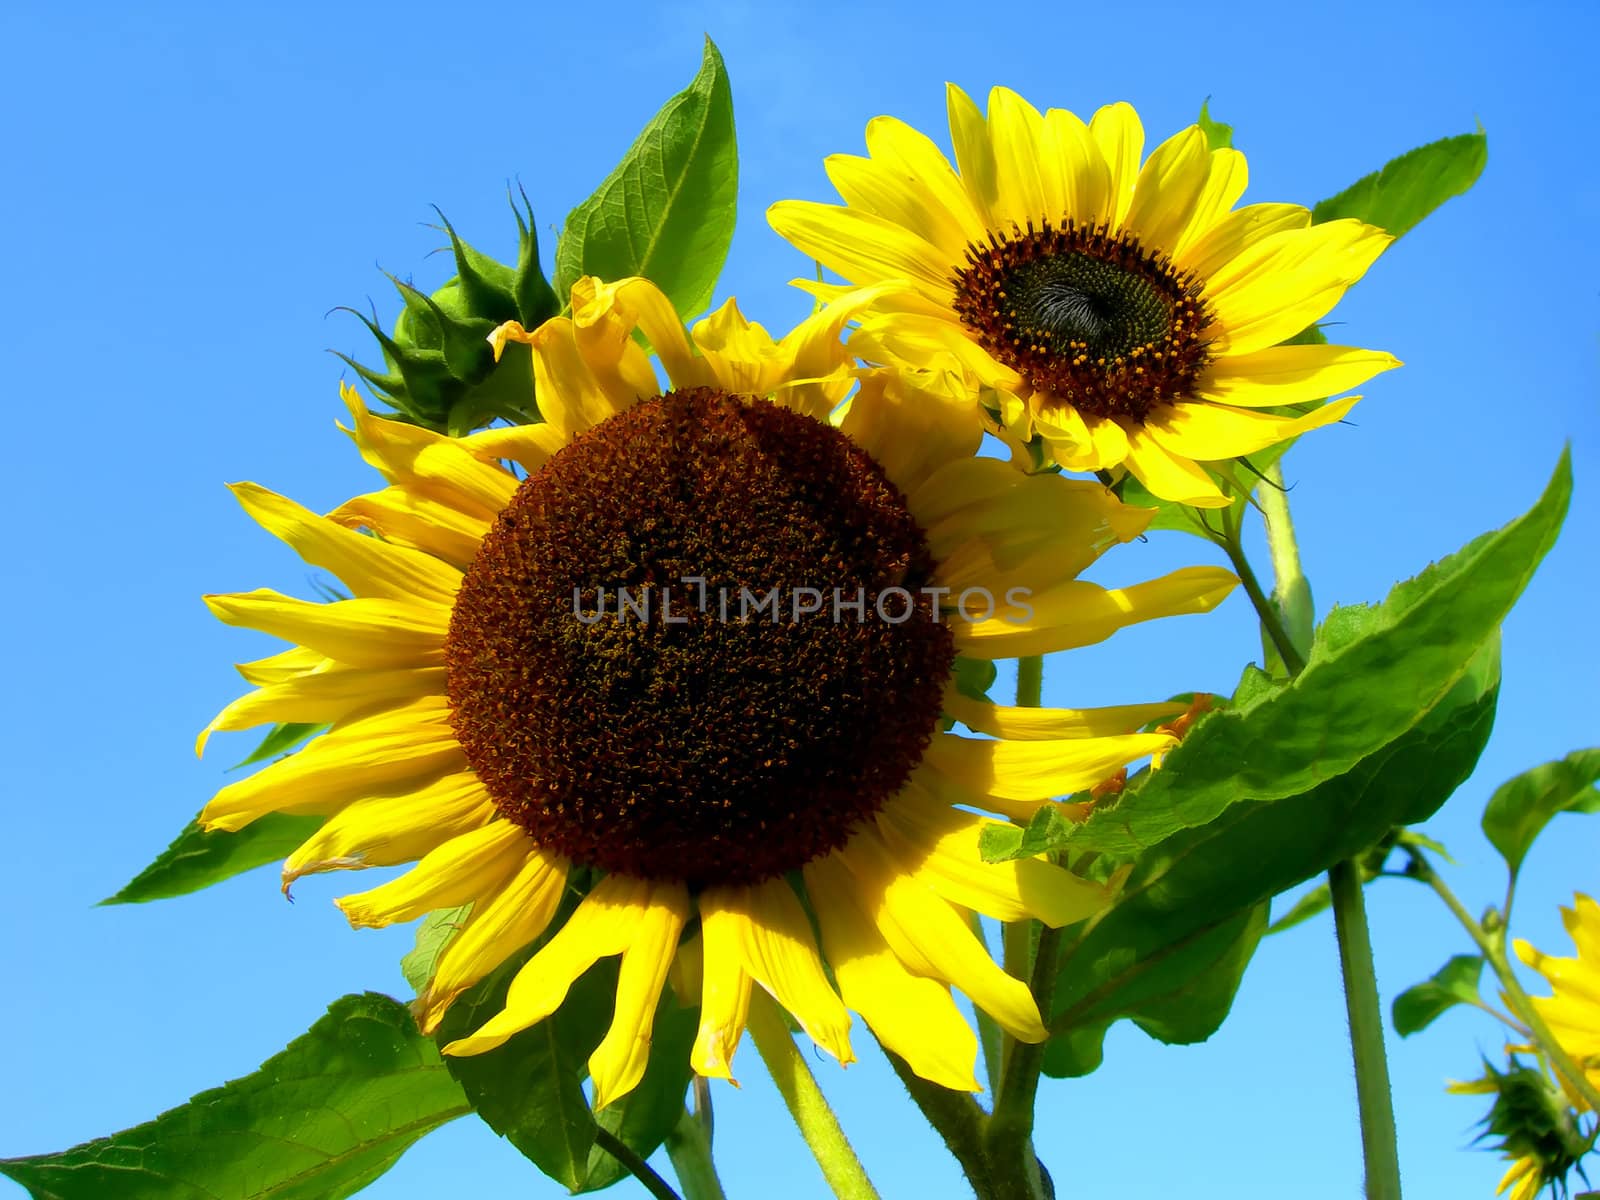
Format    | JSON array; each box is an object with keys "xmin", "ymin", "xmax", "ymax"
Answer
[
  {"xmin": 444, "ymin": 388, "xmax": 954, "ymax": 887},
  {"xmin": 952, "ymin": 219, "xmax": 1214, "ymax": 423}
]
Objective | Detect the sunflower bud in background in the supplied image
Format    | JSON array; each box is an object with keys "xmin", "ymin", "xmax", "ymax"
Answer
[
  {"xmin": 338, "ymin": 195, "xmax": 561, "ymax": 434},
  {"xmin": 1450, "ymin": 1061, "xmax": 1592, "ymax": 1200}
]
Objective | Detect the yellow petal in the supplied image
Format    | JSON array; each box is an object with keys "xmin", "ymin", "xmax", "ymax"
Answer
[
  {"xmin": 282, "ymin": 771, "xmax": 497, "ymax": 887},
  {"xmin": 922, "ymin": 730, "xmax": 1174, "ymax": 801},
  {"xmin": 1199, "ymin": 345, "xmax": 1400, "ymax": 408},
  {"xmin": 691, "ymin": 931, "xmax": 754, "ymax": 1082},
  {"xmin": 953, "ymin": 566, "xmax": 1240, "ymax": 659},
  {"xmin": 842, "ymin": 370, "xmax": 982, "ymax": 498},
  {"xmin": 616, "ymin": 277, "xmax": 712, "ymax": 391},
  {"xmin": 1089, "ymin": 102, "xmax": 1144, "ymax": 228},
  {"xmin": 442, "ymin": 874, "xmax": 654, "ymax": 1057},
  {"xmin": 1119, "ymin": 429, "xmax": 1231, "ymax": 508},
  {"xmin": 824, "ymin": 152, "xmax": 974, "ymax": 259},
  {"xmin": 197, "ymin": 665, "xmax": 445, "ymax": 755},
  {"xmin": 864, "ymin": 115, "xmax": 986, "ymax": 244},
  {"xmin": 766, "ymin": 200, "xmax": 955, "ymax": 303},
  {"xmin": 203, "ymin": 589, "xmax": 447, "ymax": 669},
  {"xmin": 941, "ymin": 686, "xmax": 1184, "ymax": 741},
  {"xmin": 804, "ymin": 851, "xmax": 981, "ymax": 1091},
  {"xmin": 571, "ymin": 275, "xmax": 665, "ymax": 405},
  {"xmin": 701, "ymin": 879, "xmax": 853, "ymax": 1065},
  {"xmin": 416, "ymin": 846, "xmax": 570, "ymax": 1033},
  {"xmin": 1176, "ymin": 202, "xmax": 1311, "ymax": 279},
  {"xmin": 339, "ymin": 386, "xmax": 518, "ymax": 516},
  {"xmin": 200, "ymin": 695, "xmax": 464, "ymax": 831},
  {"xmin": 1204, "ymin": 220, "xmax": 1391, "ymax": 356},
  {"xmin": 986, "ymin": 87, "xmax": 1051, "ymax": 228},
  {"xmin": 946, "ymin": 82, "xmax": 1000, "ymax": 226},
  {"xmin": 1143, "ymin": 396, "xmax": 1359, "ymax": 461},
  {"xmin": 457, "ymin": 421, "xmax": 568, "ymax": 474},
  {"xmin": 331, "ymin": 487, "xmax": 491, "ymax": 570},
  {"xmin": 528, "ymin": 315, "xmax": 631, "ymax": 441},
  {"xmin": 229, "ymin": 483, "xmax": 461, "ymax": 605},
  {"xmin": 1122, "ymin": 125, "xmax": 1213, "ymax": 251},
  {"xmin": 1171, "ymin": 148, "xmax": 1249, "ymax": 260},
  {"xmin": 235, "ymin": 645, "xmax": 324, "ymax": 686},
  {"xmin": 590, "ymin": 883, "xmax": 691, "ymax": 1109},
  {"xmin": 878, "ymin": 788, "xmax": 1114, "ymax": 927},
  {"xmin": 1041, "ymin": 106, "xmax": 1111, "ymax": 227},
  {"xmin": 336, "ymin": 819, "xmax": 532, "ymax": 927},
  {"xmin": 840, "ymin": 830, "xmax": 1046, "ymax": 1042}
]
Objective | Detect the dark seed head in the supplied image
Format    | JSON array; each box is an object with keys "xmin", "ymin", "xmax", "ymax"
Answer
[
  {"xmin": 444, "ymin": 389, "xmax": 954, "ymax": 887},
  {"xmin": 952, "ymin": 219, "xmax": 1214, "ymax": 423}
]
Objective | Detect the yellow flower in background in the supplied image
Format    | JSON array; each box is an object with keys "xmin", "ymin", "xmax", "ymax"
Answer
[
  {"xmin": 1516, "ymin": 893, "xmax": 1600, "ymax": 1109},
  {"xmin": 768, "ymin": 85, "xmax": 1399, "ymax": 506},
  {"xmin": 197, "ymin": 274, "xmax": 1236, "ymax": 1106}
]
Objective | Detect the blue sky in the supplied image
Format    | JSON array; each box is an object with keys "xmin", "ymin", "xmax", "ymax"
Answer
[{"xmin": 2, "ymin": 1, "xmax": 1596, "ymax": 1197}]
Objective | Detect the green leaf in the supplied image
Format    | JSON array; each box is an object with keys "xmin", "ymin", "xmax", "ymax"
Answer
[
  {"xmin": 231, "ymin": 721, "xmax": 326, "ymax": 769},
  {"xmin": 102, "ymin": 811, "xmax": 323, "ymax": 905},
  {"xmin": 1481, "ymin": 749, "xmax": 1600, "ymax": 883},
  {"xmin": 0, "ymin": 993, "xmax": 468, "ymax": 1200},
  {"xmin": 578, "ymin": 996, "xmax": 698, "ymax": 1192},
  {"xmin": 1045, "ymin": 640, "xmax": 1501, "ymax": 1075},
  {"xmin": 1265, "ymin": 882, "xmax": 1333, "ymax": 936},
  {"xmin": 1393, "ymin": 954, "xmax": 1486, "ymax": 1037},
  {"xmin": 400, "ymin": 905, "xmax": 472, "ymax": 995},
  {"xmin": 433, "ymin": 946, "xmax": 615, "ymax": 1188},
  {"xmin": 1312, "ymin": 129, "xmax": 1487, "ymax": 239},
  {"xmin": 554, "ymin": 37, "xmax": 737, "ymax": 320},
  {"xmin": 996, "ymin": 449, "xmax": 1570, "ymax": 862},
  {"xmin": 1197, "ymin": 99, "xmax": 1233, "ymax": 150}
]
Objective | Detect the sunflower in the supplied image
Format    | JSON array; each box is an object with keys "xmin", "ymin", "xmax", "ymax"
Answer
[
  {"xmin": 1516, "ymin": 893, "xmax": 1600, "ymax": 1109},
  {"xmin": 197, "ymin": 274, "xmax": 1237, "ymax": 1105},
  {"xmin": 767, "ymin": 85, "xmax": 1400, "ymax": 506}
]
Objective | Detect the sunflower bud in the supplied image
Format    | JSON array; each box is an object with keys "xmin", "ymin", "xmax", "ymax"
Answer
[
  {"xmin": 1454, "ymin": 1058, "xmax": 1591, "ymax": 1196},
  {"xmin": 337, "ymin": 190, "xmax": 560, "ymax": 435}
]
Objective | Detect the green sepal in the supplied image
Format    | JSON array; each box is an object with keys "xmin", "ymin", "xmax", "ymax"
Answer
[
  {"xmin": 389, "ymin": 274, "xmax": 498, "ymax": 385},
  {"xmin": 0, "ymin": 994, "xmax": 469, "ymax": 1200},
  {"xmin": 432, "ymin": 206, "xmax": 520, "ymax": 325},
  {"xmin": 511, "ymin": 184, "xmax": 562, "ymax": 328},
  {"xmin": 1391, "ymin": 954, "xmax": 1485, "ymax": 1037},
  {"xmin": 1464, "ymin": 1058, "xmax": 1591, "ymax": 1189},
  {"xmin": 1196, "ymin": 99, "xmax": 1233, "ymax": 150}
]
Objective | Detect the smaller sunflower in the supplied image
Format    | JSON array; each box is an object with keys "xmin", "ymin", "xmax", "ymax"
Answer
[
  {"xmin": 768, "ymin": 85, "xmax": 1400, "ymax": 506},
  {"xmin": 1516, "ymin": 893, "xmax": 1600, "ymax": 1109}
]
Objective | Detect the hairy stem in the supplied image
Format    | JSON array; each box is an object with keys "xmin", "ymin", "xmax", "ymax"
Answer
[
  {"xmin": 747, "ymin": 989, "xmax": 880, "ymax": 1199},
  {"xmin": 1330, "ymin": 859, "xmax": 1403, "ymax": 1200},
  {"xmin": 1411, "ymin": 854, "xmax": 1600, "ymax": 1114},
  {"xmin": 883, "ymin": 1045, "xmax": 996, "ymax": 1196},
  {"xmin": 986, "ymin": 926, "xmax": 1063, "ymax": 1200},
  {"xmin": 665, "ymin": 1102, "xmax": 727, "ymax": 1200},
  {"xmin": 595, "ymin": 1127, "xmax": 684, "ymax": 1200}
]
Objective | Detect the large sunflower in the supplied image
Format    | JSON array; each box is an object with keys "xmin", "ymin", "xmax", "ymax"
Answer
[
  {"xmin": 198, "ymin": 274, "xmax": 1236, "ymax": 1104},
  {"xmin": 768, "ymin": 85, "xmax": 1399, "ymax": 506}
]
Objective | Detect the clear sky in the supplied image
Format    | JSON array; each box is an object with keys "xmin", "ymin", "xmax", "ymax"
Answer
[{"xmin": 2, "ymin": 1, "xmax": 1596, "ymax": 1197}]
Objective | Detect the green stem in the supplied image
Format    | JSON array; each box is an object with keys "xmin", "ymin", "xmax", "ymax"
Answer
[
  {"xmin": 997, "ymin": 654, "xmax": 1044, "ymax": 1088},
  {"xmin": 1219, "ymin": 522, "xmax": 1306, "ymax": 676},
  {"xmin": 1015, "ymin": 654, "xmax": 1043, "ymax": 708},
  {"xmin": 1330, "ymin": 859, "xmax": 1404, "ymax": 1200},
  {"xmin": 986, "ymin": 927, "xmax": 1063, "ymax": 1200},
  {"xmin": 882, "ymin": 1046, "xmax": 997, "ymax": 1197},
  {"xmin": 1411, "ymin": 855, "xmax": 1600, "ymax": 1114},
  {"xmin": 1258, "ymin": 463, "xmax": 1315, "ymax": 660},
  {"xmin": 595, "ymin": 1127, "xmax": 684, "ymax": 1200},
  {"xmin": 664, "ymin": 1101, "xmax": 727, "ymax": 1200},
  {"xmin": 1252, "ymin": 482, "xmax": 1400, "ymax": 1197},
  {"xmin": 747, "ymin": 989, "xmax": 881, "ymax": 1199}
]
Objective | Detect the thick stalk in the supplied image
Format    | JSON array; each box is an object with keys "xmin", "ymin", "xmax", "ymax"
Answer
[
  {"xmin": 1330, "ymin": 860, "xmax": 1403, "ymax": 1200},
  {"xmin": 664, "ymin": 1104, "xmax": 727, "ymax": 1200},
  {"xmin": 1411, "ymin": 856, "xmax": 1600, "ymax": 1114},
  {"xmin": 747, "ymin": 989, "xmax": 880, "ymax": 1199},
  {"xmin": 986, "ymin": 927, "xmax": 1062, "ymax": 1200},
  {"xmin": 595, "ymin": 1127, "xmax": 683, "ymax": 1200},
  {"xmin": 1251, "ymin": 482, "xmax": 1399, "ymax": 1197},
  {"xmin": 883, "ymin": 1046, "xmax": 997, "ymax": 1196}
]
